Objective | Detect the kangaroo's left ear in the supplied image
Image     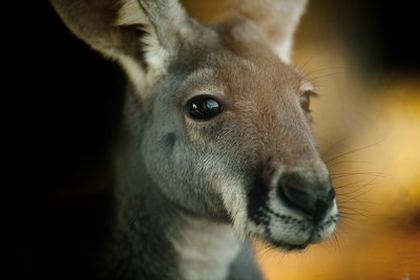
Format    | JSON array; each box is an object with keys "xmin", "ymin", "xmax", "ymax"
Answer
[{"xmin": 229, "ymin": 0, "xmax": 308, "ymax": 63}]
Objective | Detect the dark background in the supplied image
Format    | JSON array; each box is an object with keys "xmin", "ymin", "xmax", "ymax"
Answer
[{"xmin": 4, "ymin": 1, "xmax": 419, "ymax": 279}]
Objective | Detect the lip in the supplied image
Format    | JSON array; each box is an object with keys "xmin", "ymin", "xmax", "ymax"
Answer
[{"xmin": 266, "ymin": 238, "xmax": 311, "ymax": 251}]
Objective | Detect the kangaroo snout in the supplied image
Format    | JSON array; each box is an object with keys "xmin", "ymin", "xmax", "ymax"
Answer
[
  {"xmin": 277, "ymin": 171, "xmax": 336, "ymax": 224},
  {"xmin": 246, "ymin": 159, "xmax": 339, "ymax": 251}
]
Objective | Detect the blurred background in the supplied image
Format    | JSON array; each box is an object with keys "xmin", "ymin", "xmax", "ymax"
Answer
[{"xmin": 4, "ymin": 0, "xmax": 420, "ymax": 279}]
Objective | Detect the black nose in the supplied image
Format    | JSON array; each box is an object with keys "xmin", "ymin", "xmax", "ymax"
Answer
[{"xmin": 277, "ymin": 172, "xmax": 335, "ymax": 223}]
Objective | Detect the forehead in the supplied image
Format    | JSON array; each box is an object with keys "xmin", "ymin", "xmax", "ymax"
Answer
[
  {"xmin": 174, "ymin": 40, "xmax": 307, "ymax": 105},
  {"xmin": 217, "ymin": 48, "xmax": 303, "ymax": 100}
]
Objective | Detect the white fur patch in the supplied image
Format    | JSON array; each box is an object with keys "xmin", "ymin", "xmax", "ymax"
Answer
[
  {"xmin": 172, "ymin": 217, "xmax": 241, "ymax": 280},
  {"xmin": 275, "ymin": 36, "xmax": 293, "ymax": 64},
  {"xmin": 116, "ymin": 0, "xmax": 145, "ymax": 26},
  {"xmin": 117, "ymin": 53, "xmax": 147, "ymax": 91},
  {"xmin": 141, "ymin": 34, "xmax": 170, "ymax": 75},
  {"xmin": 300, "ymin": 80, "xmax": 315, "ymax": 93},
  {"xmin": 116, "ymin": 0, "xmax": 170, "ymax": 83},
  {"xmin": 221, "ymin": 182, "xmax": 249, "ymax": 241},
  {"xmin": 272, "ymin": 0, "xmax": 307, "ymax": 63}
]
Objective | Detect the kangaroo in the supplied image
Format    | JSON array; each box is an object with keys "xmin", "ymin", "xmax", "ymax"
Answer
[{"xmin": 50, "ymin": 0, "xmax": 339, "ymax": 279}]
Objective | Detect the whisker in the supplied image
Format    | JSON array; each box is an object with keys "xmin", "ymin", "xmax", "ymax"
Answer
[
  {"xmin": 334, "ymin": 178, "xmax": 371, "ymax": 189},
  {"xmin": 332, "ymin": 172, "xmax": 385, "ymax": 180},
  {"xmin": 309, "ymin": 71, "xmax": 347, "ymax": 83},
  {"xmin": 331, "ymin": 170, "xmax": 383, "ymax": 176},
  {"xmin": 327, "ymin": 160, "xmax": 369, "ymax": 168},
  {"xmin": 325, "ymin": 140, "xmax": 385, "ymax": 164},
  {"xmin": 321, "ymin": 137, "xmax": 349, "ymax": 159}
]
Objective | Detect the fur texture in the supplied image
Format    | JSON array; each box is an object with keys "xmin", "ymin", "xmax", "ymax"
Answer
[{"xmin": 50, "ymin": 0, "xmax": 338, "ymax": 279}]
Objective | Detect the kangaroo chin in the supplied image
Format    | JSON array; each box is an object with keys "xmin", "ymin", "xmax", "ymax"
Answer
[{"xmin": 50, "ymin": 0, "xmax": 338, "ymax": 279}]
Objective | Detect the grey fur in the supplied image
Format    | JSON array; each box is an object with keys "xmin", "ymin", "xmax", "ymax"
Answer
[{"xmin": 50, "ymin": 0, "xmax": 338, "ymax": 279}]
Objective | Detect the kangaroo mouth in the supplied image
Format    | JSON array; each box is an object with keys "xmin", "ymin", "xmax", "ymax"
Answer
[
  {"xmin": 246, "ymin": 192, "xmax": 339, "ymax": 252},
  {"xmin": 266, "ymin": 238, "xmax": 310, "ymax": 251},
  {"xmin": 249, "ymin": 210, "xmax": 339, "ymax": 252}
]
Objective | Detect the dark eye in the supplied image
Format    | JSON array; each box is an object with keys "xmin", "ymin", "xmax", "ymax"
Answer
[
  {"xmin": 300, "ymin": 90, "xmax": 318, "ymax": 113},
  {"xmin": 185, "ymin": 95, "xmax": 224, "ymax": 120}
]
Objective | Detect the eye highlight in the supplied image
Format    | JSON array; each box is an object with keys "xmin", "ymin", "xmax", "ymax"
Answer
[
  {"xmin": 300, "ymin": 90, "xmax": 318, "ymax": 113},
  {"xmin": 185, "ymin": 95, "xmax": 224, "ymax": 120}
]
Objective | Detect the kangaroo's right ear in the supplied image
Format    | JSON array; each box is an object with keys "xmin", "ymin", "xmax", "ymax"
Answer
[
  {"xmin": 50, "ymin": 0, "xmax": 194, "ymax": 91},
  {"xmin": 228, "ymin": 0, "xmax": 308, "ymax": 64}
]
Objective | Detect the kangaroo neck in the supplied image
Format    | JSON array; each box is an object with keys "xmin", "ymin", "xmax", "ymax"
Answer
[
  {"xmin": 172, "ymin": 215, "xmax": 241, "ymax": 280},
  {"xmin": 110, "ymin": 135, "xmax": 240, "ymax": 280}
]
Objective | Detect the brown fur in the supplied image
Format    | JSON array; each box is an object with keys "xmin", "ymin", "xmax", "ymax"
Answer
[{"xmin": 49, "ymin": 1, "xmax": 337, "ymax": 279}]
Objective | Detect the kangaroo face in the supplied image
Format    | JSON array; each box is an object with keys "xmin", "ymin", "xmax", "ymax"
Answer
[
  {"xmin": 140, "ymin": 24, "xmax": 338, "ymax": 250},
  {"xmin": 51, "ymin": 0, "xmax": 338, "ymax": 250}
]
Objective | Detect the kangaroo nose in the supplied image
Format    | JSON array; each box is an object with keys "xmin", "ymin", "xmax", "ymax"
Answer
[{"xmin": 277, "ymin": 172, "xmax": 336, "ymax": 223}]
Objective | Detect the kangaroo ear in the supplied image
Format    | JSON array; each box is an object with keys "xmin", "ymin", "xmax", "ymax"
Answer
[
  {"xmin": 229, "ymin": 0, "xmax": 308, "ymax": 63},
  {"xmin": 50, "ymin": 0, "xmax": 193, "ymax": 90}
]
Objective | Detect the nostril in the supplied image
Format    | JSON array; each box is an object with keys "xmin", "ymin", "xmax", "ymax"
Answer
[
  {"xmin": 326, "ymin": 187, "xmax": 336, "ymax": 203},
  {"xmin": 280, "ymin": 185, "xmax": 316, "ymax": 215},
  {"xmin": 277, "ymin": 172, "xmax": 336, "ymax": 222},
  {"xmin": 277, "ymin": 172, "xmax": 317, "ymax": 215}
]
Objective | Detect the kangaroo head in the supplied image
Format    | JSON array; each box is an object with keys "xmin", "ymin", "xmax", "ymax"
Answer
[{"xmin": 52, "ymin": 0, "xmax": 338, "ymax": 250}]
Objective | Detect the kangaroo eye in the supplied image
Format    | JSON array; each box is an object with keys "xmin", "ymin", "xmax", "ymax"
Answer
[
  {"xmin": 300, "ymin": 94, "xmax": 311, "ymax": 112},
  {"xmin": 185, "ymin": 95, "xmax": 224, "ymax": 120},
  {"xmin": 300, "ymin": 90, "xmax": 318, "ymax": 113}
]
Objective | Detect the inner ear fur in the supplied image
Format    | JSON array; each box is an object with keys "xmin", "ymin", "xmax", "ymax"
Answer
[{"xmin": 50, "ymin": 0, "xmax": 195, "ymax": 91}]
